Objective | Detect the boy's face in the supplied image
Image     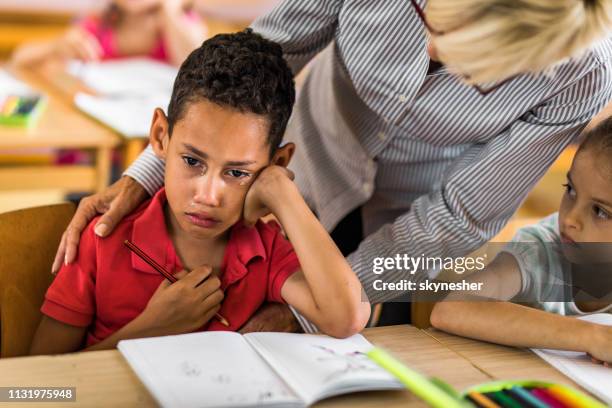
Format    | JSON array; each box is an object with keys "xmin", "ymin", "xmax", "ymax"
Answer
[
  {"xmin": 559, "ymin": 148, "xmax": 612, "ymax": 257},
  {"xmin": 151, "ymin": 100, "xmax": 272, "ymax": 240}
]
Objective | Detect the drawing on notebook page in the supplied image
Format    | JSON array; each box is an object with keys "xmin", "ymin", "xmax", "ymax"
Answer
[
  {"xmin": 180, "ymin": 361, "xmax": 202, "ymax": 377},
  {"xmin": 313, "ymin": 345, "xmax": 379, "ymax": 382},
  {"xmin": 211, "ymin": 374, "xmax": 231, "ymax": 384},
  {"xmin": 224, "ymin": 379, "xmax": 292, "ymax": 405}
]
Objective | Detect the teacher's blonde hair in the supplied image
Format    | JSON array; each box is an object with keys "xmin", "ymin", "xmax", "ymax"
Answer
[{"xmin": 427, "ymin": 0, "xmax": 612, "ymax": 84}]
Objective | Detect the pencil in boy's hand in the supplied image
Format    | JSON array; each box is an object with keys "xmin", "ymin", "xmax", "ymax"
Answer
[{"xmin": 123, "ymin": 240, "xmax": 229, "ymax": 327}]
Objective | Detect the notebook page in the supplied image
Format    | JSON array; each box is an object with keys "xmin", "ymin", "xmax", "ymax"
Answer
[
  {"xmin": 118, "ymin": 332, "xmax": 300, "ymax": 408},
  {"xmin": 531, "ymin": 313, "xmax": 612, "ymax": 404},
  {"xmin": 245, "ymin": 332, "xmax": 402, "ymax": 405}
]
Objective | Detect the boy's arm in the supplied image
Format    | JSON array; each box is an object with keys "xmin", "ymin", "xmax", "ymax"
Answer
[
  {"xmin": 30, "ymin": 316, "xmax": 88, "ymax": 355},
  {"xmin": 246, "ymin": 166, "xmax": 370, "ymax": 338},
  {"xmin": 430, "ymin": 252, "xmax": 612, "ymax": 362},
  {"xmin": 29, "ymin": 314, "xmax": 166, "ymax": 354}
]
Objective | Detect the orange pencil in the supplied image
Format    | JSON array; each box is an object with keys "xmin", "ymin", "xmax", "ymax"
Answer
[{"xmin": 124, "ymin": 239, "xmax": 229, "ymax": 327}]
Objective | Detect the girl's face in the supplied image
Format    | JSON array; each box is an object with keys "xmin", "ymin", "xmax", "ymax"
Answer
[
  {"xmin": 113, "ymin": 0, "xmax": 162, "ymax": 14},
  {"xmin": 558, "ymin": 148, "xmax": 612, "ymax": 249}
]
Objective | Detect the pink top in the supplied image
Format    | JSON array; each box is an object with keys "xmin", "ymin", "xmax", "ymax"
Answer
[{"xmin": 79, "ymin": 11, "xmax": 199, "ymax": 63}]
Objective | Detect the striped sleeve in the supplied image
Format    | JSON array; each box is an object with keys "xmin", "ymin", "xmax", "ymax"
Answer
[
  {"xmin": 123, "ymin": 144, "xmax": 165, "ymax": 196},
  {"xmin": 350, "ymin": 61, "xmax": 612, "ymax": 304},
  {"xmin": 250, "ymin": 0, "xmax": 342, "ymax": 75},
  {"xmin": 289, "ymin": 305, "xmax": 319, "ymax": 333}
]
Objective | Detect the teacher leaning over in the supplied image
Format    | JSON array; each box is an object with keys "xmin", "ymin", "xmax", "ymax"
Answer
[{"xmin": 54, "ymin": 0, "xmax": 612, "ymax": 331}]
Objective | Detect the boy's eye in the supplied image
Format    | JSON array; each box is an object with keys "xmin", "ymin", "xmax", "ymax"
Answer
[
  {"xmin": 182, "ymin": 156, "xmax": 200, "ymax": 167},
  {"xmin": 562, "ymin": 183, "xmax": 575, "ymax": 198},
  {"xmin": 594, "ymin": 205, "xmax": 610, "ymax": 220},
  {"xmin": 226, "ymin": 169, "xmax": 251, "ymax": 179}
]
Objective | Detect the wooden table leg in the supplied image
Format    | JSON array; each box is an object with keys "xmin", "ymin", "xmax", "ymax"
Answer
[
  {"xmin": 95, "ymin": 147, "xmax": 112, "ymax": 192},
  {"xmin": 123, "ymin": 139, "xmax": 147, "ymax": 170}
]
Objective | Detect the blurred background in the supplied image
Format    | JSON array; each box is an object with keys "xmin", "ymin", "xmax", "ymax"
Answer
[
  {"xmin": 0, "ymin": 0, "xmax": 283, "ymax": 212},
  {"xmin": 0, "ymin": 0, "xmax": 610, "ymax": 223}
]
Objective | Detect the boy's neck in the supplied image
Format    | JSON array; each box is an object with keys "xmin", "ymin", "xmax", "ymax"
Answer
[{"xmin": 163, "ymin": 204, "xmax": 229, "ymax": 273}]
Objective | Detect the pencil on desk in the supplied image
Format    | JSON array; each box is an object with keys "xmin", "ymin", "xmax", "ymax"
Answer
[{"xmin": 123, "ymin": 239, "xmax": 229, "ymax": 327}]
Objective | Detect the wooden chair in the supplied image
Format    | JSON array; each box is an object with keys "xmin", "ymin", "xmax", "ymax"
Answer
[{"xmin": 0, "ymin": 203, "xmax": 74, "ymax": 358}]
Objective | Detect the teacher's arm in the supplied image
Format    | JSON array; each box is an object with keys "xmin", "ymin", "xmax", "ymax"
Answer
[
  {"xmin": 293, "ymin": 59, "xmax": 612, "ymax": 332},
  {"xmin": 249, "ymin": 0, "xmax": 343, "ymax": 75},
  {"xmin": 349, "ymin": 60, "xmax": 612, "ymax": 303},
  {"xmin": 351, "ymin": 62, "xmax": 612, "ymax": 305}
]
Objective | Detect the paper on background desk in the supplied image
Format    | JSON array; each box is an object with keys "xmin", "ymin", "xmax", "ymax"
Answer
[
  {"xmin": 75, "ymin": 93, "xmax": 167, "ymax": 138},
  {"xmin": 68, "ymin": 58, "xmax": 177, "ymax": 96},
  {"xmin": 69, "ymin": 59, "xmax": 177, "ymax": 138},
  {"xmin": 531, "ymin": 313, "xmax": 612, "ymax": 405},
  {"xmin": 0, "ymin": 69, "xmax": 38, "ymax": 98}
]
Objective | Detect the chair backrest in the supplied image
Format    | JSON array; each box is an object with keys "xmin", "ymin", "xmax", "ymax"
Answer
[{"xmin": 0, "ymin": 203, "xmax": 75, "ymax": 358}]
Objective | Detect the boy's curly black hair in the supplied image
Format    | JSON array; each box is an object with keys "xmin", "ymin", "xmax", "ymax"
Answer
[{"xmin": 167, "ymin": 29, "xmax": 295, "ymax": 155}]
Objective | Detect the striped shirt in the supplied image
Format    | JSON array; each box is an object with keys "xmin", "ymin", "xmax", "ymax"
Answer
[{"xmin": 125, "ymin": 0, "xmax": 612, "ymax": 332}]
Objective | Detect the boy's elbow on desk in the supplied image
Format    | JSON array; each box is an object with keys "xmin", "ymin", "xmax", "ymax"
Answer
[{"xmin": 319, "ymin": 300, "xmax": 371, "ymax": 339}]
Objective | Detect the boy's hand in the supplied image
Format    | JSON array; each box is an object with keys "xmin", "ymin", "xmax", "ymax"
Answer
[
  {"xmin": 139, "ymin": 266, "xmax": 224, "ymax": 335},
  {"xmin": 242, "ymin": 165, "xmax": 295, "ymax": 227},
  {"xmin": 54, "ymin": 27, "xmax": 102, "ymax": 62},
  {"xmin": 52, "ymin": 176, "xmax": 149, "ymax": 274}
]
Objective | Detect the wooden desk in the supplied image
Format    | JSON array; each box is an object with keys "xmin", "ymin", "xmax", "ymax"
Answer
[
  {"xmin": 0, "ymin": 68, "xmax": 120, "ymax": 193},
  {"xmin": 0, "ymin": 325, "xmax": 590, "ymax": 407},
  {"xmin": 0, "ymin": 326, "xmax": 489, "ymax": 408},
  {"xmin": 424, "ymin": 328, "xmax": 583, "ymax": 389}
]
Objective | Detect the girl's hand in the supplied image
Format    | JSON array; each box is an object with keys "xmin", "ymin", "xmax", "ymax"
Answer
[
  {"xmin": 138, "ymin": 265, "xmax": 224, "ymax": 335},
  {"xmin": 54, "ymin": 27, "xmax": 102, "ymax": 62},
  {"xmin": 242, "ymin": 166, "xmax": 295, "ymax": 227}
]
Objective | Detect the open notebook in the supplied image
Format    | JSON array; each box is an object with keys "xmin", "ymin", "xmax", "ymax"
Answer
[
  {"xmin": 68, "ymin": 59, "xmax": 177, "ymax": 138},
  {"xmin": 118, "ymin": 332, "xmax": 403, "ymax": 408},
  {"xmin": 531, "ymin": 313, "xmax": 612, "ymax": 405}
]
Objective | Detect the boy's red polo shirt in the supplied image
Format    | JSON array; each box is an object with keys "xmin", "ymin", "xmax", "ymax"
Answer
[{"xmin": 41, "ymin": 189, "xmax": 300, "ymax": 346}]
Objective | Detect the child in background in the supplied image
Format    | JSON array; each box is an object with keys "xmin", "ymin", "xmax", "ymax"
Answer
[
  {"xmin": 11, "ymin": 0, "xmax": 206, "ymax": 67},
  {"xmin": 430, "ymin": 117, "xmax": 612, "ymax": 365},
  {"xmin": 29, "ymin": 30, "xmax": 370, "ymax": 354}
]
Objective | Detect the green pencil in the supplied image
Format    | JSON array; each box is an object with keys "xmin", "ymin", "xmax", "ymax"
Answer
[{"xmin": 367, "ymin": 347, "xmax": 469, "ymax": 408}]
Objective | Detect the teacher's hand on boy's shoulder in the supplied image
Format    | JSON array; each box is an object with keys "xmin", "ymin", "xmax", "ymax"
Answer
[
  {"xmin": 239, "ymin": 303, "xmax": 301, "ymax": 334},
  {"xmin": 52, "ymin": 176, "xmax": 149, "ymax": 274},
  {"xmin": 138, "ymin": 265, "xmax": 225, "ymax": 336},
  {"xmin": 242, "ymin": 165, "xmax": 295, "ymax": 227}
]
